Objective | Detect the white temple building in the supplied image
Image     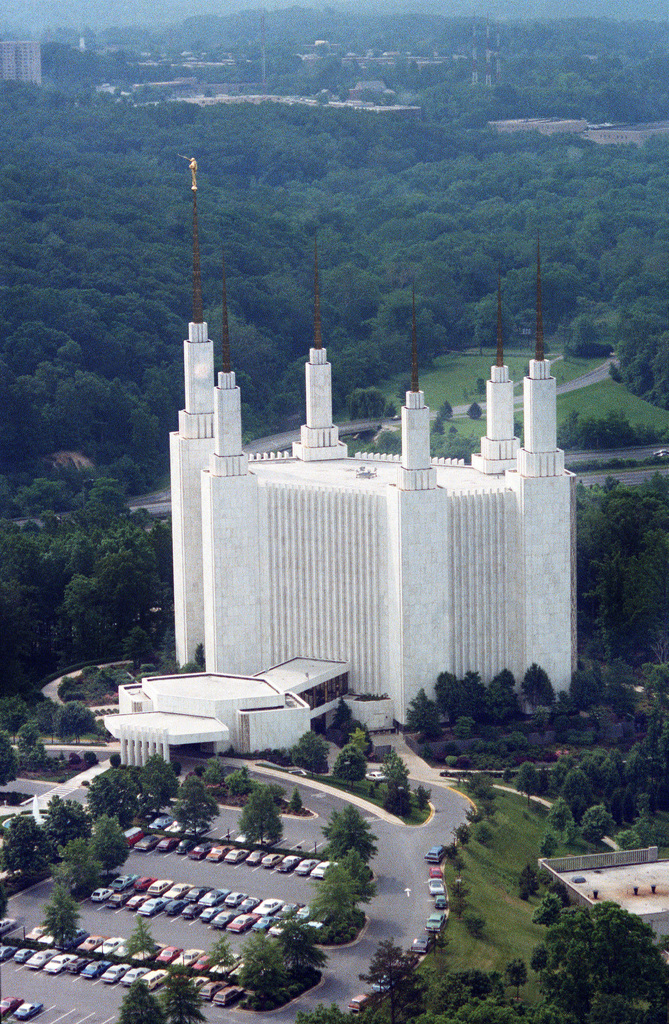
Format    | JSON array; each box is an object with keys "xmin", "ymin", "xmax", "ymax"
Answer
[{"xmin": 106, "ymin": 199, "xmax": 575, "ymax": 764}]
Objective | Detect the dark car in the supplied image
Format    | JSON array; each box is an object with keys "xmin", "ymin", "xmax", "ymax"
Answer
[
  {"xmin": 110, "ymin": 874, "xmax": 139, "ymax": 892},
  {"xmin": 156, "ymin": 837, "xmax": 179, "ymax": 853},
  {"xmin": 13, "ymin": 950, "xmax": 35, "ymax": 965},
  {"xmin": 0, "ymin": 947, "xmax": 17, "ymax": 962},
  {"xmin": 176, "ymin": 839, "xmax": 195, "ymax": 855},
  {"xmin": 184, "ymin": 887, "xmax": 208, "ymax": 903},
  {"xmin": 188, "ymin": 842, "xmax": 213, "ymax": 861},
  {"xmin": 165, "ymin": 899, "xmax": 188, "ymax": 917},
  {"xmin": 134, "ymin": 836, "xmax": 160, "ymax": 852},
  {"xmin": 107, "ymin": 892, "xmax": 132, "ymax": 909},
  {"xmin": 211, "ymin": 911, "xmax": 238, "ymax": 930},
  {"xmin": 181, "ymin": 903, "xmax": 203, "ymax": 920},
  {"xmin": 65, "ymin": 958, "xmax": 89, "ymax": 974},
  {"xmin": 81, "ymin": 960, "xmax": 113, "ymax": 979},
  {"xmin": 411, "ymin": 938, "xmax": 430, "ymax": 955},
  {"xmin": 149, "ymin": 815, "xmax": 174, "ymax": 830},
  {"xmin": 57, "ymin": 928, "xmax": 89, "ymax": 951},
  {"xmin": 14, "ymin": 1005, "xmax": 44, "ymax": 1021}
]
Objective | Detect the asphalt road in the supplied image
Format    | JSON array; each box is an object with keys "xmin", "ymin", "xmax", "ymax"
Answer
[{"xmin": 4, "ymin": 766, "xmax": 468, "ymax": 1022}]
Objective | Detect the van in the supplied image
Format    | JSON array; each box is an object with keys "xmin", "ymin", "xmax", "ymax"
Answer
[
  {"xmin": 124, "ymin": 827, "xmax": 144, "ymax": 847},
  {"xmin": 212, "ymin": 986, "xmax": 243, "ymax": 1007},
  {"xmin": 348, "ymin": 994, "xmax": 370, "ymax": 1013},
  {"xmin": 425, "ymin": 845, "xmax": 445, "ymax": 864}
]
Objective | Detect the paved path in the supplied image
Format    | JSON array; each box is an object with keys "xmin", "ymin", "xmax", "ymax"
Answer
[{"xmin": 41, "ymin": 663, "xmax": 132, "ymax": 705}]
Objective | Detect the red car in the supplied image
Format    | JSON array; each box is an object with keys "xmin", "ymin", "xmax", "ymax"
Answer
[
  {"xmin": 0, "ymin": 999, "xmax": 23, "ymax": 1016},
  {"xmin": 134, "ymin": 877, "xmax": 157, "ymax": 892},
  {"xmin": 155, "ymin": 947, "xmax": 182, "ymax": 965},
  {"xmin": 192, "ymin": 955, "xmax": 211, "ymax": 973},
  {"xmin": 188, "ymin": 843, "xmax": 213, "ymax": 861},
  {"xmin": 156, "ymin": 837, "xmax": 179, "ymax": 853},
  {"xmin": 428, "ymin": 867, "xmax": 443, "ymax": 879}
]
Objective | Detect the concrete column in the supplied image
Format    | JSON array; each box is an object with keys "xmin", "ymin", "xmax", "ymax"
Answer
[
  {"xmin": 120, "ymin": 736, "xmax": 128, "ymax": 765},
  {"xmin": 141, "ymin": 737, "xmax": 150, "ymax": 766}
]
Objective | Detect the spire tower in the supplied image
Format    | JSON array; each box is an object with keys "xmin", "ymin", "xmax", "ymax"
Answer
[
  {"xmin": 472, "ymin": 273, "xmax": 518, "ymax": 475},
  {"xmin": 536, "ymin": 236, "xmax": 544, "ymax": 361},
  {"xmin": 221, "ymin": 252, "xmax": 231, "ymax": 374},
  {"xmin": 411, "ymin": 286, "xmax": 419, "ymax": 392},
  {"xmin": 398, "ymin": 290, "xmax": 435, "ymax": 491},
  {"xmin": 314, "ymin": 236, "xmax": 323, "ymax": 351},
  {"xmin": 192, "ymin": 189, "xmax": 203, "ymax": 325},
  {"xmin": 496, "ymin": 272, "xmax": 503, "ymax": 368}
]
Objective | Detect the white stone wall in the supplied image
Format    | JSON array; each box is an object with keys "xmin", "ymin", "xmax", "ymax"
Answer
[
  {"xmin": 524, "ymin": 360, "xmax": 557, "ymax": 454},
  {"xmin": 201, "ymin": 471, "xmax": 264, "ymax": 676},
  {"xmin": 344, "ymin": 697, "xmax": 394, "ymax": 731},
  {"xmin": 239, "ymin": 703, "xmax": 312, "ymax": 753},
  {"xmin": 305, "ymin": 349, "xmax": 333, "ymax": 429},
  {"xmin": 183, "ymin": 322, "xmax": 214, "ymax": 415},
  {"xmin": 213, "ymin": 372, "xmax": 242, "ymax": 457},
  {"xmin": 261, "ymin": 482, "xmax": 389, "ymax": 692}
]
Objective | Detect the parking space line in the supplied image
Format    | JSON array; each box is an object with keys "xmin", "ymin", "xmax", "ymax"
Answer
[
  {"xmin": 49, "ymin": 1009, "xmax": 76, "ymax": 1024},
  {"xmin": 99, "ymin": 1016, "xmax": 116, "ymax": 1024},
  {"xmin": 75, "ymin": 1013, "xmax": 95, "ymax": 1024}
]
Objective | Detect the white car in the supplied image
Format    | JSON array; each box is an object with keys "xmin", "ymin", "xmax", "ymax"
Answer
[
  {"xmin": 26, "ymin": 950, "xmax": 56, "ymax": 970},
  {"xmin": 254, "ymin": 899, "xmax": 284, "ymax": 917},
  {"xmin": 90, "ymin": 888, "xmax": 113, "ymax": 903},
  {"xmin": 163, "ymin": 883, "xmax": 192, "ymax": 901},
  {"xmin": 143, "ymin": 970, "xmax": 168, "ymax": 991},
  {"xmin": 428, "ymin": 879, "xmax": 445, "ymax": 896},
  {"xmin": 44, "ymin": 953, "xmax": 78, "ymax": 974},
  {"xmin": 101, "ymin": 964, "xmax": 130, "ymax": 984},
  {"xmin": 122, "ymin": 967, "xmax": 150, "ymax": 986},
  {"xmin": 365, "ymin": 770, "xmax": 387, "ymax": 781},
  {"xmin": 100, "ymin": 937, "xmax": 125, "ymax": 956},
  {"xmin": 310, "ymin": 860, "xmax": 335, "ymax": 879},
  {"xmin": 174, "ymin": 949, "xmax": 204, "ymax": 968},
  {"xmin": 295, "ymin": 859, "xmax": 319, "ymax": 876}
]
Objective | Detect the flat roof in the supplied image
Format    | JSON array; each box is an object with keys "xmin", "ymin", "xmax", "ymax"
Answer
[
  {"xmin": 144, "ymin": 673, "xmax": 280, "ymax": 699},
  {"xmin": 108, "ymin": 712, "xmax": 228, "ymax": 741},
  {"xmin": 248, "ymin": 454, "xmax": 510, "ymax": 495},
  {"xmin": 260, "ymin": 657, "xmax": 348, "ymax": 692},
  {"xmin": 556, "ymin": 860, "xmax": 669, "ymax": 916}
]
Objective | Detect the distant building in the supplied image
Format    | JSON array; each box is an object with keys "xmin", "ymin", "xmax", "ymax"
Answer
[{"xmin": 0, "ymin": 40, "xmax": 41, "ymax": 85}]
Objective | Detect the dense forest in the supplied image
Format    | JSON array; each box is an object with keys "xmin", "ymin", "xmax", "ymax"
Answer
[{"xmin": 2, "ymin": 17, "xmax": 669, "ymax": 513}]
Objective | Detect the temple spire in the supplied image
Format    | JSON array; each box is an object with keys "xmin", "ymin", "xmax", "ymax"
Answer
[
  {"xmin": 496, "ymin": 272, "xmax": 504, "ymax": 367},
  {"xmin": 314, "ymin": 235, "xmax": 322, "ymax": 350},
  {"xmin": 192, "ymin": 184, "xmax": 203, "ymax": 325},
  {"xmin": 535, "ymin": 235, "xmax": 544, "ymax": 362},
  {"xmin": 411, "ymin": 286, "xmax": 419, "ymax": 393},
  {"xmin": 221, "ymin": 251, "xmax": 231, "ymax": 373}
]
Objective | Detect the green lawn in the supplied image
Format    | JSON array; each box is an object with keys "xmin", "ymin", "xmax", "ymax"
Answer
[{"xmin": 556, "ymin": 378, "xmax": 669, "ymax": 434}]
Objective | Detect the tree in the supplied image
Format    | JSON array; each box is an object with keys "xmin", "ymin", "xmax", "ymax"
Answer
[
  {"xmin": 561, "ymin": 768, "xmax": 594, "ymax": 822},
  {"xmin": 91, "ymin": 814, "xmax": 128, "ymax": 875},
  {"xmin": 225, "ymin": 766, "xmax": 252, "ymax": 797},
  {"xmin": 340, "ymin": 849, "xmax": 377, "ymax": 904},
  {"xmin": 57, "ymin": 701, "xmax": 96, "ymax": 742},
  {"xmin": 332, "ymin": 744, "xmax": 367, "ymax": 782},
  {"xmin": 547, "ymin": 797, "xmax": 578, "ymax": 842},
  {"xmin": 118, "ymin": 980, "xmax": 165, "ymax": 1024},
  {"xmin": 238, "ymin": 785, "xmax": 283, "ymax": 846},
  {"xmin": 173, "ymin": 776, "xmax": 218, "ymax": 836},
  {"xmin": 207, "ymin": 935, "xmax": 235, "ymax": 972},
  {"xmin": 0, "ymin": 730, "xmax": 18, "ymax": 786},
  {"xmin": 323, "ymin": 804, "xmax": 378, "ymax": 864},
  {"xmin": 486, "ymin": 670, "xmax": 519, "ymax": 724},
  {"xmin": 405, "ymin": 688, "xmax": 442, "ymax": 739},
  {"xmin": 202, "ymin": 758, "xmax": 225, "ymax": 787},
  {"xmin": 278, "ymin": 916, "xmax": 327, "ymax": 974},
  {"xmin": 515, "ymin": 762, "xmax": 540, "ymax": 806},
  {"xmin": 289, "ymin": 787, "xmax": 303, "ymax": 814},
  {"xmin": 123, "ymin": 626, "xmax": 153, "ymax": 670},
  {"xmin": 42, "ymin": 882, "xmax": 80, "ymax": 947},
  {"xmin": 2, "ymin": 814, "xmax": 50, "ymax": 876},
  {"xmin": 126, "ymin": 916, "xmax": 157, "ymax": 959},
  {"xmin": 161, "ymin": 965, "xmax": 205, "ymax": 1024},
  {"xmin": 292, "ymin": 732, "xmax": 329, "ymax": 774},
  {"xmin": 239, "ymin": 933, "xmax": 288, "ymax": 1006},
  {"xmin": 532, "ymin": 893, "xmax": 564, "ymax": 928},
  {"xmin": 468, "ymin": 401, "xmax": 482, "ymax": 419},
  {"xmin": 310, "ymin": 862, "xmax": 363, "ymax": 934},
  {"xmin": 539, "ymin": 831, "xmax": 558, "ymax": 857},
  {"xmin": 43, "ymin": 796, "xmax": 91, "ymax": 854},
  {"xmin": 87, "ymin": 768, "xmax": 138, "ymax": 827},
  {"xmin": 0, "ymin": 697, "xmax": 29, "ymax": 740},
  {"xmin": 581, "ymin": 803, "xmax": 614, "ymax": 845},
  {"xmin": 139, "ymin": 754, "xmax": 178, "ymax": 819},
  {"xmin": 17, "ymin": 720, "xmax": 48, "ymax": 767},
  {"xmin": 504, "ymin": 958, "xmax": 527, "ymax": 1000},
  {"xmin": 360, "ymin": 938, "xmax": 416, "ymax": 1024},
  {"xmin": 519, "ymin": 863, "xmax": 539, "ymax": 900},
  {"xmin": 521, "ymin": 664, "xmax": 555, "ymax": 709},
  {"xmin": 53, "ymin": 836, "xmax": 101, "ymax": 894},
  {"xmin": 295, "ymin": 1006, "xmax": 350, "ymax": 1024}
]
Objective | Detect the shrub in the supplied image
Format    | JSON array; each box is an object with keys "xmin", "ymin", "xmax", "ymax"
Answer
[
  {"xmin": 109, "ymin": 753, "xmax": 121, "ymax": 768},
  {"xmin": 464, "ymin": 912, "xmax": 485, "ymax": 937}
]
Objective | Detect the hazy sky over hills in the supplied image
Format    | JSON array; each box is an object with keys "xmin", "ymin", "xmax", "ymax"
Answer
[{"xmin": 2, "ymin": 0, "xmax": 666, "ymax": 34}]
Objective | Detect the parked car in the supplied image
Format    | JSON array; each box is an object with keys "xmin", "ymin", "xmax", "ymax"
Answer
[
  {"xmin": 188, "ymin": 842, "xmax": 213, "ymax": 860},
  {"xmin": 107, "ymin": 892, "xmax": 132, "ymax": 909},
  {"xmin": 244, "ymin": 850, "xmax": 265, "ymax": 866},
  {"xmin": 348, "ymin": 994, "xmax": 370, "ymax": 1014},
  {"xmin": 13, "ymin": 950, "xmax": 36, "ymax": 965},
  {"xmin": 365, "ymin": 770, "xmax": 387, "ymax": 781},
  {"xmin": 199, "ymin": 889, "xmax": 230, "ymax": 908},
  {"xmin": 155, "ymin": 946, "xmax": 182, "ymax": 965},
  {"xmin": 295, "ymin": 859, "xmax": 319, "ymax": 876},
  {"xmin": 425, "ymin": 845, "xmax": 445, "ymax": 864},
  {"xmin": 24, "ymin": 928, "xmax": 45, "ymax": 943},
  {"xmin": 0, "ymin": 921, "xmax": 17, "ymax": 939},
  {"xmin": 44, "ymin": 953, "xmax": 78, "ymax": 974},
  {"xmin": 121, "ymin": 967, "xmax": 150, "ymax": 986},
  {"xmin": 428, "ymin": 879, "xmax": 445, "ymax": 896},
  {"xmin": 134, "ymin": 835, "xmax": 160, "ymax": 852},
  {"xmin": 411, "ymin": 937, "xmax": 430, "ymax": 955},
  {"xmin": 212, "ymin": 986, "xmax": 243, "ymax": 1007},
  {"xmin": 238, "ymin": 897, "xmax": 261, "ymax": 913},
  {"xmin": 224, "ymin": 848, "xmax": 249, "ymax": 864},
  {"xmin": 165, "ymin": 899, "xmax": 189, "ymax": 917},
  {"xmin": 125, "ymin": 894, "xmax": 151, "ymax": 911},
  {"xmin": 77, "ymin": 936, "xmax": 107, "ymax": 954},
  {"xmin": 428, "ymin": 866, "xmax": 443, "ymax": 879},
  {"xmin": 192, "ymin": 954, "xmax": 211, "ymax": 972},
  {"xmin": 0, "ymin": 999, "xmax": 23, "ymax": 1016},
  {"xmin": 156, "ymin": 837, "xmax": 179, "ymax": 853},
  {"xmin": 184, "ymin": 886, "xmax": 209, "ymax": 903},
  {"xmin": 81, "ymin": 960, "xmax": 113, "ymax": 979},
  {"xmin": 101, "ymin": 937, "xmax": 126, "ymax": 956},
  {"xmin": 163, "ymin": 883, "xmax": 192, "ymax": 901},
  {"xmin": 199, "ymin": 906, "xmax": 223, "ymax": 923},
  {"xmin": 434, "ymin": 894, "xmax": 448, "ymax": 910},
  {"xmin": 14, "ymin": 1005, "xmax": 44, "ymax": 1021},
  {"xmin": 57, "ymin": 928, "xmax": 89, "ymax": 951},
  {"xmin": 252, "ymin": 917, "xmax": 272, "ymax": 932},
  {"xmin": 176, "ymin": 839, "xmax": 195, "ymax": 855},
  {"xmin": 90, "ymin": 888, "xmax": 113, "ymax": 903},
  {"xmin": 224, "ymin": 892, "xmax": 247, "ymax": 908},
  {"xmin": 277, "ymin": 903, "xmax": 300, "ymax": 918},
  {"xmin": 181, "ymin": 903, "xmax": 204, "ymax": 920},
  {"xmin": 199, "ymin": 981, "xmax": 226, "ymax": 1001},
  {"xmin": 277, "ymin": 855, "xmax": 301, "ymax": 873},
  {"xmin": 123, "ymin": 827, "xmax": 144, "ymax": 847},
  {"xmin": 26, "ymin": 951, "xmax": 56, "ymax": 971},
  {"xmin": 138, "ymin": 898, "xmax": 169, "ymax": 917},
  {"xmin": 254, "ymin": 899, "xmax": 284, "ymax": 917},
  {"xmin": 295, "ymin": 905, "xmax": 310, "ymax": 921},
  {"xmin": 133, "ymin": 876, "xmax": 157, "ymax": 892},
  {"xmin": 143, "ymin": 970, "xmax": 168, "ymax": 991},
  {"xmin": 149, "ymin": 815, "xmax": 174, "ymax": 830},
  {"xmin": 147, "ymin": 879, "xmax": 173, "ymax": 897},
  {"xmin": 65, "ymin": 958, "xmax": 88, "ymax": 975},
  {"xmin": 211, "ymin": 911, "xmax": 238, "ymax": 930},
  {"xmin": 205, "ymin": 846, "xmax": 229, "ymax": 862},
  {"xmin": 0, "ymin": 947, "xmax": 17, "ymax": 963},
  {"xmin": 110, "ymin": 875, "xmax": 139, "ymax": 892},
  {"xmin": 425, "ymin": 911, "xmax": 446, "ymax": 932},
  {"xmin": 310, "ymin": 860, "xmax": 335, "ymax": 879},
  {"xmin": 101, "ymin": 964, "xmax": 130, "ymax": 984},
  {"xmin": 261, "ymin": 854, "xmax": 283, "ymax": 869},
  {"xmin": 174, "ymin": 949, "xmax": 204, "ymax": 968}
]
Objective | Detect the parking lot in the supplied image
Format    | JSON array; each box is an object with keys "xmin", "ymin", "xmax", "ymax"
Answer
[{"xmin": 2, "ymin": 765, "xmax": 468, "ymax": 1022}]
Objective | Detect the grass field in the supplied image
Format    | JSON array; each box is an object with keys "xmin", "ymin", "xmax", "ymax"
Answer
[{"xmin": 556, "ymin": 379, "xmax": 669, "ymax": 434}]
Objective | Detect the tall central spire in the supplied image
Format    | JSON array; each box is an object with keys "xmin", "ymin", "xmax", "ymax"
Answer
[
  {"xmin": 496, "ymin": 272, "xmax": 504, "ymax": 367},
  {"xmin": 411, "ymin": 286, "xmax": 419, "ymax": 392},
  {"xmin": 221, "ymin": 251, "xmax": 231, "ymax": 373},
  {"xmin": 535, "ymin": 236, "xmax": 544, "ymax": 362},
  {"xmin": 192, "ymin": 185, "xmax": 203, "ymax": 325},
  {"xmin": 314, "ymin": 235, "xmax": 322, "ymax": 350}
]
